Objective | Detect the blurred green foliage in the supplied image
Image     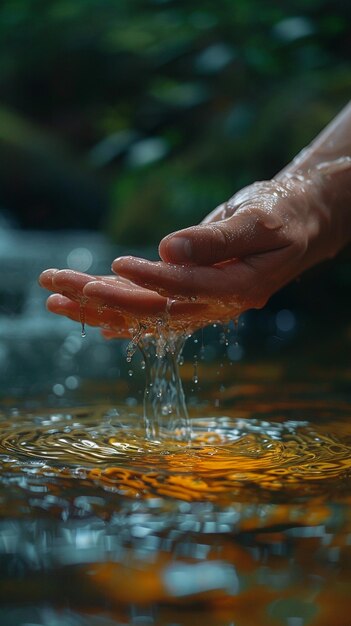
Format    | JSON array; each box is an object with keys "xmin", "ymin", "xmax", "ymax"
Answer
[{"xmin": 0, "ymin": 0, "xmax": 350, "ymax": 243}]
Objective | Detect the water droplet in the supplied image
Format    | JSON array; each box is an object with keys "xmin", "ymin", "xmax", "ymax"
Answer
[
  {"xmin": 128, "ymin": 370, "xmax": 133, "ymax": 377},
  {"xmin": 192, "ymin": 359, "xmax": 199, "ymax": 384},
  {"xmin": 79, "ymin": 303, "xmax": 86, "ymax": 338},
  {"xmin": 220, "ymin": 323, "xmax": 230, "ymax": 346}
]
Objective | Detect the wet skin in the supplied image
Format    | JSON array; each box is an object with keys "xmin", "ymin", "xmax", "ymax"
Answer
[
  {"xmin": 38, "ymin": 179, "xmax": 308, "ymax": 337},
  {"xmin": 40, "ymin": 103, "xmax": 351, "ymax": 337},
  {"xmin": 39, "ymin": 269, "xmax": 224, "ymax": 339},
  {"xmin": 40, "ymin": 173, "xmax": 350, "ymax": 339}
]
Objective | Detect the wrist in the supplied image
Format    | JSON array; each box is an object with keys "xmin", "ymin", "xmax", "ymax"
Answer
[{"xmin": 276, "ymin": 158, "xmax": 351, "ymax": 261}]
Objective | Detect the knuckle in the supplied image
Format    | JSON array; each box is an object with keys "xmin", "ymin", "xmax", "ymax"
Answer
[
  {"xmin": 209, "ymin": 225, "xmax": 231, "ymax": 258},
  {"xmin": 288, "ymin": 226, "xmax": 308, "ymax": 257}
]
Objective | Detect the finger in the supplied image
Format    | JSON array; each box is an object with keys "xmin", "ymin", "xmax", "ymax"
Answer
[
  {"xmin": 83, "ymin": 278, "xmax": 213, "ymax": 321},
  {"xmin": 50, "ymin": 270, "xmax": 132, "ymax": 302},
  {"xmin": 46, "ymin": 294, "xmax": 131, "ymax": 337},
  {"xmin": 83, "ymin": 280, "xmax": 168, "ymax": 316},
  {"xmin": 39, "ymin": 268, "xmax": 59, "ymax": 290},
  {"xmin": 49, "ymin": 270, "xmax": 97, "ymax": 301},
  {"xmin": 158, "ymin": 211, "xmax": 287, "ymax": 266},
  {"xmin": 112, "ymin": 256, "xmax": 254, "ymax": 301}
]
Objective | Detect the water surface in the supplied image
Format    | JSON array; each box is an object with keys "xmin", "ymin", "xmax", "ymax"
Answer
[{"xmin": 1, "ymin": 363, "xmax": 351, "ymax": 625}]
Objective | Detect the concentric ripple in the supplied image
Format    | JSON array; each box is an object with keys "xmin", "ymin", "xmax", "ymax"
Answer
[{"xmin": 1, "ymin": 400, "xmax": 351, "ymax": 504}]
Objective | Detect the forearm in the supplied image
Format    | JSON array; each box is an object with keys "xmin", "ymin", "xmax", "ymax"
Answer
[
  {"xmin": 276, "ymin": 101, "xmax": 351, "ymax": 256},
  {"xmin": 280, "ymin": 101, "xmax": 351, "ymax": 174}
]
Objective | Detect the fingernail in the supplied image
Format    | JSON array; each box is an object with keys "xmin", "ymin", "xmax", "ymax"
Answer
[{"xmin": 165, "ymin": 237, "xmax": 192, "ymax": 262}]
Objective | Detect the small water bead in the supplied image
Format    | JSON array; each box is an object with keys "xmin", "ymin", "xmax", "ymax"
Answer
[
  {"xmin": 161, "ymin": 405, "xmax": 171, "ymax": 416},
  {"xmin": 219, "ymin": 323, "xmax": 231, "ymax": 347},
  {"xmin": 79, "ymin": 303, "xmax": 86, "ymax": 338},
  {"xmin": 128, "ymin": 370, "xmax": 133, "ymax": 377},
  {"xmin": 192, "ymin": 360, "xmax": 199, "ymax": 385}
]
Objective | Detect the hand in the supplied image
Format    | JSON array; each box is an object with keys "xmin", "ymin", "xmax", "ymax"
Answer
[
  {"xmin": 40, "ymin": 103, "xmax": 351, "ymax": 337},
  {"xmin": 112, "ymin": 175, "xmax": 336, "ymax": 314},
  {"xmin": 39, "ymin": 174, "xmax": 340, "ymax": 336},
  {"xmin": 39, "ymin": 268, "xmax": 225, "ymax": 338}
]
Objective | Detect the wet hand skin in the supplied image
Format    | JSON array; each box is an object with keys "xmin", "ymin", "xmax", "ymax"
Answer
[
  {"xmin": 39, "ymin": 168, "xmax": 349, "ymax": 338},
  {"xmin": 112, "ymin": 101, "xmax": 351, "ymax": 316},
  {"xmin": 40, "ymin": 103, "xmax": 351, "ymax": 337},
  {"xmin": 112, "ymin": 170, "xmax": 347, "ymax": 308},
  {"xmin": 39, "ymin": 269, "xmax": 223, "ymax": 338}
]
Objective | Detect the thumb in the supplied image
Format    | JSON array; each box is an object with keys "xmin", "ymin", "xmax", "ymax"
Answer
[{"xmin": 159, "ymin": 210, "xmax": 286, "ymax": 266}]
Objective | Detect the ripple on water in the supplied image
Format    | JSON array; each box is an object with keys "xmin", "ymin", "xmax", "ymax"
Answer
[{"xmin": 1, "ymin": 400, "xmax": 351, "ymax": 507}]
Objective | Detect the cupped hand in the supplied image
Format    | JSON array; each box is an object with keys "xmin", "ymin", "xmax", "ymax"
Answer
[
  {"xmin": 113, "ymin": 176, "xmax": 333, "ymax": 311},
  {"xmin": 39, "ymin": 268, "xmax": 225, "ymax": 338},
  {"xmin": 40, "ymin": 175, "xmax": 336, "ymax": 335}
]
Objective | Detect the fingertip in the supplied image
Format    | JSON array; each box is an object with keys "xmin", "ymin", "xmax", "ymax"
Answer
[
  {"xmin": 82, "ymin": 280, "xmax": 101, "ymax": 298},
  {"xmin": 51, "ymin": 269, "xmax": 74, "ymax": 289},
  {"xmin": 38, "ymin": 268, "xmax": 59, "ymax": 288},
  {"xmin": 159, "ymin": 233, "xmax": 193, "ymax": 264},
  {"xmin": 46, "ymin": 293, "xmax": 70, "ymax": 311},
  {"xmin": 111, "ymin": 256, "xmax": 133, "ymax": 272}
]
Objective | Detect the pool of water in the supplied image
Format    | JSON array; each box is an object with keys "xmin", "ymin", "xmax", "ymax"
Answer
[{"xmin": 1, "ymin": 361, "xmax": 351, "ymax": 626}]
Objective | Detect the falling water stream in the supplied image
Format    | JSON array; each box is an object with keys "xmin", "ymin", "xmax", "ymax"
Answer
[{"xmin": 140, "ymin": 333, "xmax": 190, "ymax": 441}]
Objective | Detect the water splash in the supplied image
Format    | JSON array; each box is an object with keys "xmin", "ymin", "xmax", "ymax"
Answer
[
  {"xmin": 139, "ymin": 330, "xmax": 191, "ymax": 442},
  {"xmin": 126, "ymin": 322, "xmax": 147, "ymax": 363}
]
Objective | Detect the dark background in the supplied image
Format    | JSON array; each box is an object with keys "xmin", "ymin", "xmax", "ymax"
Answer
[{"xmin": 1, "ymin": 0, "xmax": 350, "ymax": 241}]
